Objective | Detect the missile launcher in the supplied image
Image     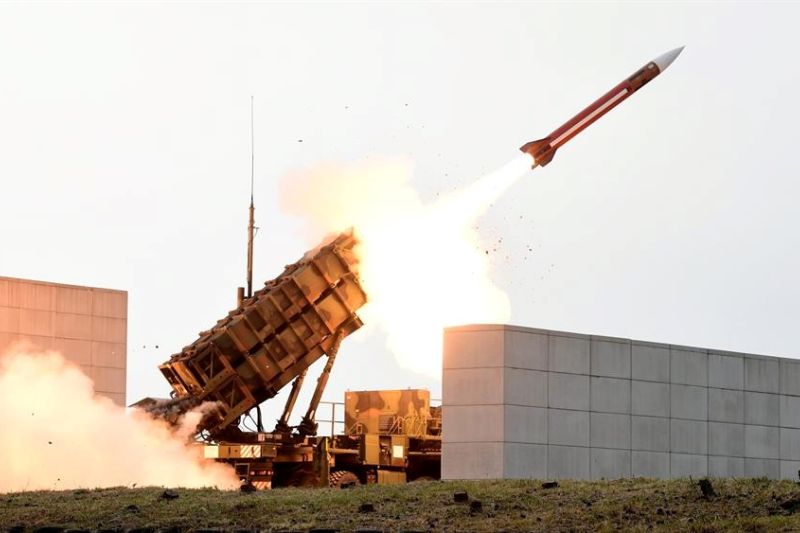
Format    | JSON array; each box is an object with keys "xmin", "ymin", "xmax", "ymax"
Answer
[{"xmin": 144, "ymin": 231, "xmax": 366, "ymax": 438}]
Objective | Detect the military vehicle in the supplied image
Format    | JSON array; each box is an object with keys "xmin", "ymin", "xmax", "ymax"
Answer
[
  {"xmin": 326, "ymin": 388, "xmax": 441, "ymax": 486},
  {"xmin": 136, "ymin": 231, "xmax": 441, "ymax": 488}
]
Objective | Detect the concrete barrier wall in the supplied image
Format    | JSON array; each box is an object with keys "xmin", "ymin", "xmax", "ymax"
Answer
[
  {"xmin": 442, "ymin": 324, "xmax": 800, "ymax": 480},
  {"xmin": 0, "ymin": 276, "xmax": 128, "ymax": 406}
]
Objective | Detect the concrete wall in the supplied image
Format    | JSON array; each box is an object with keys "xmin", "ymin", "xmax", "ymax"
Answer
[
  {"xmin": 442, "ymin": 324, "xmax": 800, "ymax": 481},
  {"xmin": 0, "ymin": 276, "xmax": 127, "ymax": 406}
]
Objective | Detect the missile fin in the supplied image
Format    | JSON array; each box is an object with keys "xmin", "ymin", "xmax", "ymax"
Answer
[{"xmin": 520, "ymin": 138, "xmax": 557, "ymax": 168}]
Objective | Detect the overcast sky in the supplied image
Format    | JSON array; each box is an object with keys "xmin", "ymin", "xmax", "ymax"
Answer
[{"xmin": 2, "ymin": 2, "xmax": 798, "ymax": 426}]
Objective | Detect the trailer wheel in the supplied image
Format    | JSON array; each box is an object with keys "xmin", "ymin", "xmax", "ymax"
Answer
[{"xmin": 329, "ymin": 470, "xmax": 359, "ymax": 489}]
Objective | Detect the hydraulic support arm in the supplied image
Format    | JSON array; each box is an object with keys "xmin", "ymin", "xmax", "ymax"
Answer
[
  {"xmin": 274, "ymin": 368, "xmax": 308, "ymax": 434},
  {"xmin": 298, "ymin": 330, "xmax": 345, "ymax": 437}
]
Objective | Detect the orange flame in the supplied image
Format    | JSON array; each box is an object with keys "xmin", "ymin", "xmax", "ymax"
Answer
[{"xmin": 281, "ymin": 155, "xmax": 533, "ymax": 377}]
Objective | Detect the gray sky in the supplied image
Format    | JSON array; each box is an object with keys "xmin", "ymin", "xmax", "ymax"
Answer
[{"xmin": 2, "ymin": 2, "xmax": 798, "ymax": 426}]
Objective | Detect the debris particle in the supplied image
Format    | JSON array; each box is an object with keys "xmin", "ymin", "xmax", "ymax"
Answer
[
  {"xmin": 541, "ymin": 481, "xmax": 559, "ymax": 489},
  {"xmin": 453, "ymin": 491, "xmax": 469, "ymax": 503},
  {"xmin": 698, "ymin": 478, "xmax": 716, "ymax": 498},
  {"xmin": 780, "ymin": 497, "xmax": 800, "ymax": 513},
  {"xmin": 358, "ymin": 502, "xmax": 375, "ymax": 513},
  {"xmin": 469, "ymin": 500, "xmax": 483, "ymax": 513},
  {"xmin": 124, "ymin": 504, "xmax": 140, "ymax": 513},
  {"xmin": 160, "ymin": 489, "xmax": 179, "ymax": 500}
]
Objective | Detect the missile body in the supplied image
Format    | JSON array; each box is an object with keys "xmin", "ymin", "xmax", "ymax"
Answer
[{"xmin": 521, "ymin": 47, "xmax": 684, "ymax": 168}]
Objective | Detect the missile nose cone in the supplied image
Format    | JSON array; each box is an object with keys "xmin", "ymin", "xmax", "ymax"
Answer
[{"xmin": 653, "ymin": 46, "xmax": 685, "ymax": 72}]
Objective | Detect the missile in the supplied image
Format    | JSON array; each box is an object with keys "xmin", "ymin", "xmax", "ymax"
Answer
[{"xmin": 520, "ymin": 47, "xmax": 684, "ymax": 168}]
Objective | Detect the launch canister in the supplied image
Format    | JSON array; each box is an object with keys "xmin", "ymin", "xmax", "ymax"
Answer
[{"xmin": 521, "ymin": 47, "xmax": 684, "ymax": 168}]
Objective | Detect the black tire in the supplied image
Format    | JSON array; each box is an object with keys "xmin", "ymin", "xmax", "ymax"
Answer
[{"xmin": 329, "ymin": 470, "xmax": 360, "ymax": 489}]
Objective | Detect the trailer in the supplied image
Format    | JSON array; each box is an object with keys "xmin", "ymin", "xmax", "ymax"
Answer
[
  {"xmin": 135, "ymin": 231, "xmax": 440, "ymax": 488},
  {"xmin": 203, "ymin": 389, "xmax": 441, "ymax": 488}
]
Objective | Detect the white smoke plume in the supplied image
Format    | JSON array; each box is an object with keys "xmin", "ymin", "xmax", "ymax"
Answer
[
  {"xmin": 0, "ymin": 344, "xmax": 239, "ymax": 492},
  {"xmin": 280, "ymin": 154, "xmax": 532, "ymax": 377}
]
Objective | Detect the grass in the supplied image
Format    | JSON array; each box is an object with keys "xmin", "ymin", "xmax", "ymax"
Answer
[{"xmin": 1, "ymin": 478, "xmax": 800, "ymax": 532}]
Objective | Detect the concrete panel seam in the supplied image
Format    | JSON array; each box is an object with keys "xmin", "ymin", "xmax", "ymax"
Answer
[
  {"xmin": 441, "ymin": 403, "xmax": 506, "ymax": 407},
  {"xmin": 545, "ymin": 369, "xmax": 593, "ymax": 376},
  {"xmin": 781, "ymin": 395, "xmax": 784, "ymax": 461},
  {"xmin": 546, "ymin": 365, "xmax": 550, "ymax": 478},
  {"xmin": 630, "ymin": 372, "xmax": 633, "ymax": 474},
  {"xmin": 591, "ymin": 413, "xmax": 736, "ymax": 424},
  {"xmin": 443, "ymin": 365, "xmax": 507, "ymax": 371},
  {"xmin": 531, "ymin": 444, "xmax": 633, "ymax": 451},
  {"xmin": 83, "ymin": 364, "xmax": 127, "ymax": 371},
  {"xmin": 623, "ymin": 378, "xmax": 776, "ymax": 392},
  {"xmin": 443, "ymin": 440, "xmax": 509, "ymax": 444},
  {"xmin": 503, "ymin": 440, "xmax": 558, "ymax": 445}
]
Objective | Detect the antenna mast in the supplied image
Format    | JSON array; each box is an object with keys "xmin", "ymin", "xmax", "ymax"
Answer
[{"xmin": 246, "ymin": 96, "xmax": 255, "ymax": 299}]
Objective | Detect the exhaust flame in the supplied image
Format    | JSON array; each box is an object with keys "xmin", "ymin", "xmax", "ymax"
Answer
[
  {"xmin": 281, "ymin": 154, "xmax": 533, "ymax": 377},
  {"xmin": 0, "ymin": 345, "xmax": 239, "ymax": 492}
]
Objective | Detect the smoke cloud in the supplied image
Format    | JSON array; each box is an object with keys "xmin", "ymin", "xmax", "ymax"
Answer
[
  {"xmin": 0, "ymin": 344, "xmax": 239, "ymax": 492},
  {"xmin": 280, "ymin": 155, "xmax": 532, "ymax": 377}
]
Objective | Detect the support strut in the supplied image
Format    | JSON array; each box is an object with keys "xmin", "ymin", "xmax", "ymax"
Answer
[
  {"xmin": 298, "ymin": 331, "xmax": 345, "ymax": 437},
  {"xmin": 274, "ymin": 368, "xmax": 308, "ymax": 434}
]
